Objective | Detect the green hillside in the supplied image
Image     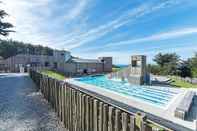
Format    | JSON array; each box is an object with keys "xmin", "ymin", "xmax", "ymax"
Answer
[{"xmin": 0, "ymin": 39, "xmax": 53, "ymax": 59}]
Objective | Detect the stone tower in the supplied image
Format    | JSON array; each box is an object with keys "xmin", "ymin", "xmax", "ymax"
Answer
[
  {"xmin": 130, "ymin": 55, "xmax": 146, "ymax": 76},
  {"xmin": 128, "ymin": 55, "xmax": 149, "ymax": 85},
  {"xmin": 107, "ymin": 55, "xmax": 150, "ymax": 85}
]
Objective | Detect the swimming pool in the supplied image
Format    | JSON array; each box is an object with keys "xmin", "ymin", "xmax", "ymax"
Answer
[{"xmin": 75, "ymin": 75, "xmax": 178, "ymax": 107}]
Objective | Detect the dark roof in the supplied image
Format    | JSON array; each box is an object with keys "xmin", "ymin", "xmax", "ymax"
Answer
[{"xmin": 69, "ymin": 58, "xmax": 102, "ymax": 64}]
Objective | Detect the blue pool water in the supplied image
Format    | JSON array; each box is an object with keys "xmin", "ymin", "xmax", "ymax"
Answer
[{"xmin": 75, "ymin": 75, "xmax": 178, "ymax": 107}]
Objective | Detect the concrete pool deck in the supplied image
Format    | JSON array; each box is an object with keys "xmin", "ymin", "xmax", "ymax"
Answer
[{"xmin": 67, "ymin": 79, "xmax": 197, "ymax": 131}]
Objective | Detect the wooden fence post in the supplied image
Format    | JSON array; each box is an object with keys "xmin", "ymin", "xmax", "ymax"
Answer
[
  {"xmin": 81, "ymin": 94, "xmax": 86, "ymax": 131},
  {"xmin": 72, "ymin": 89, "xmax": 76, "ymax": 131},
  {"xmin": 85, "ymin": 96, "xmax": 90, "ymax": 131},
  {"xmin": 61, "ymin": 83, "xmax": 65, "ymax": 124},
  {"xmin": 48, "ymin": 77, "xmax": 50, "ymax": 102},
  {"xmin": 54, "ymin": 80, "xmax": 57, "ymax": 112},
  {"xmin": 122, "ymin": 112, "xmax": 128, "ymax": 131},
  {"xmin": 73, "ymin": 90, "xmax": 77, "ymax": 131},
  {"xmin": 57, "ymin": 81, "xmax": 60, "ymax": 118},
  {"xmin": 60, "ymin": 82, "xmax": 63, "ymax": 121},
  {"xmin": 76, "ymin": 92, "xmax": 81, "ymax": 131},
  {"xmin": 64, "ymin": 83, "xmax": 67, "ymax": 129},
  {"xmin": 94, "ymin": 99, "xmax": 99, "ymax": 131},
  {"xmin": 129, "ymin": 115, "xmax": 135, "ymax": 131},
  {"xmin": 89, "ymin": 97, "xmax": 94, "ymax": 131},
  {"xmin": 69, "ymin": 88, "xmax": 73, "ymax": 131},
  {"xmin": 98, "ymin": 102, "xmax": 103, "ymax": 131},
  {"xmin": 108, "ymin": 106, "xmax": 114, "ymax": 131},
  {"xmin": 103, "ymin": 104, "xmax": 108, "ymax": 131},
  {"xmin": 114, "ymin": 109, "xmax": 121, "ymax": 131},
  {"xmin": 44, "ymin": 76, "xmax": 46, "ymax": 98},
  {"xmin": 52, "ymin": 78, "xmax": 55, "ymax": 108}
]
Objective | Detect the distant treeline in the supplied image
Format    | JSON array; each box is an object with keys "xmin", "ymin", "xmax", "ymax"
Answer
[{"xmin": 0, "ymin": 39, "xmax": 53, "ymax": 59}]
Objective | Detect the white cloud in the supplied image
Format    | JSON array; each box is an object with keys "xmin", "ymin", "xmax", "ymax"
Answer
[
  {"xmin": 0, "ymin": 0, "xmax": 189, "ymax": 53},
  {"xmin": 64, "ymin": 0, "xmax": 89, "ymax": 21},
  {"xmin": 59, "ymin": 0, "xmax": 183, "ymax": 49},
  {"xmin": 106, "ymin": 27, "xmax": 197, "ymax": 47},
  {"xmin": 74, "ymin": 26, "xmax": 197, "ymax": 53},
  {"xmin": 1, "ymin": 0, "xmax": 90, "ymax": 48}
]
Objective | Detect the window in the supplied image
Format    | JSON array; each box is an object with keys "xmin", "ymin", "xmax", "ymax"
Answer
[
  {"xmin": 132, "ymin": 60, "xmax": 137, "ymax": 67},
  {"xmin": 132, "ymin": 60, "xmax": 141, "ymax": 67},
  {"xmin": 137, "ymin": 60, "xmax": 141, "ymax": 66},
  {"xmin": 53, "ymin": 62, "xmax": 57, "ymax": 68},
  {"xmin": 45, "ymin": 62, "xmax": 50, "ymax": 67}
]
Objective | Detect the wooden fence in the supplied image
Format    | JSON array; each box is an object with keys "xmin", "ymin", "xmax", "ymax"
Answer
[{"xmin": 29, "ymin": 70, "xmax": 176, "ymax": 131}]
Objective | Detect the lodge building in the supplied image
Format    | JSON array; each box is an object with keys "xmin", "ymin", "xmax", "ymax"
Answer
[{"xmin": 0, "ymin": 50, "xmax": 112, "ymax": 75}]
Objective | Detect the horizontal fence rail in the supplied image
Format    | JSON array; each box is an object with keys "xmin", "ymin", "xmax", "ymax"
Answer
[{"xmin": 29, "ymin": 70, "xmax": 190, "ymax": 131}]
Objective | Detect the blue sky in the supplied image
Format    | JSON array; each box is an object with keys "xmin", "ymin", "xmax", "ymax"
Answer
[{"xmin": 2, "ymin": 0, "xmax": 197, "ymax": 64}]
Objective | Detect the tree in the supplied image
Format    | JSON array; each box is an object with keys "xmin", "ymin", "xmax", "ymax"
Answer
[
  {"xmin": 148, "ymin": 52, "xmax": 197, "ymax": 77},
  {"xmin": 0, "ymin": 39, "xmax": 54, "ymax": 59},
  {"xmin": 0, "ymin": 3, "xmax": 14, "ymax": 36},
  {"xmin": 153, "ymin": 53, "xmax": 180, "ymax": 67},
  {"xmin": 177, "ymin": 60, "xmax": 192, "ymax": 78},
  {"xmin": 149, "ymin": 53, "xmax": 180, "ymax": 75},
  {"xmin": 147, "ymin": 64, "xmax": 160, "ymax": 75},
  {"xmin": 188, "ymin": 52, "xmax": 197, "ymax": 77}
]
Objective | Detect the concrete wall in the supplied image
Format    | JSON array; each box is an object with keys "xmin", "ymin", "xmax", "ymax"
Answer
[
  {"xmin": 76, "ymin": 63, "xmax": 103, "ymax": 74},
  {"xmin": 1, "ymin": 52, "xmax": 113, "ymax": 75},
  {"xmin": 3, "ymin": 54, "xmax": 57, "ymax": 72},
  {"xmin": 0, "ymin": 50, "xmax": 71, "ymax": 72},
  {"xmin": 96, "ymin": 63, "xmax": 103, "ymax": 73},
  {"xmin": 99, "ymin": 57, "xmax": 112, "ymax": 72},
  {"xmin": 59, "ymin": 63, "xmax": 77, "ymax": 74}
]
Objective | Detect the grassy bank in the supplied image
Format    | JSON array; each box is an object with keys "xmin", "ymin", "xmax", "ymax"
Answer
[
  {"xmin": 112, "ymin": 66, "xmax": 127, "ymax": 72},
  {"xmin": 41, "ymin": 70, "xmax": 65, "ymax": 80},
  {"xmin": 112, "ymin": 67, "xmax": 121, "ymax": 72},
  {"xmin": 169, "ymin": 76, "xmax": 197, "ymax": 88}
]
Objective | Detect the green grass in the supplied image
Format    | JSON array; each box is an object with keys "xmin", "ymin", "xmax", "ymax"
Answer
[
  {"xmin": 169, "ymin": 76, "xmax": 197, "ymax": 88},
  {"xmin": 41, "ymin": 70, "xmax": 65, "ymax": 80},
  {"xmin": 112, "ymin": 67, "xmax": 127, "ymax": 72},
  {"xmin": 112, "ymin": 67, "xmax": 121, "ymax": 72}
]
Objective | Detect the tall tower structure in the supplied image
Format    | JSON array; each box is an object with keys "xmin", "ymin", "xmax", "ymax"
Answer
[{"xmin": 128, "ymin": 55, "xmax": 149, "ymax": 85}]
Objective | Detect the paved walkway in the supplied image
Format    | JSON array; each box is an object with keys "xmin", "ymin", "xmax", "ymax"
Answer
[{"xmin": 0, "ymin": 73, "xmax": 65, "ymax": 131}]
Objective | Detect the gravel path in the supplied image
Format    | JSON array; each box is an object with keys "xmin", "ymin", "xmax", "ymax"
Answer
[{"xmin": 0, "ymin": 73, "xmax": 65, "ymax": 131}]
